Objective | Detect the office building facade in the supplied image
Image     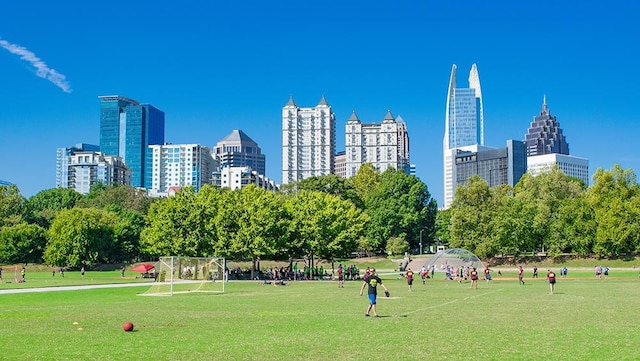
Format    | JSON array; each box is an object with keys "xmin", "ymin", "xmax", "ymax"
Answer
[
  {"xmin": 527, "ymin": 153, "xmax": 589, "ymax": 185},
  {"xmin": 66, "ymin": 151, "xmax": 130, "ymax": 194},
  {"xmin": 453, "ymin": 140, "xmax": 527, "ymax": 190},
  {"xmin": 212, "ymin": 166, "xmax": 278, "ymax": 191},
  {"xmin": 345, "ymin": 109, "xmax": 410, "ymax": 177},
  {"xmin": 214, "ymin": 130, "xmax": 266, "ymax": 176},
  {"xmin": 443, "ymin": 64, "xmax": 484, "ymax": 208},
  {"xmin": 148, "ymin": 144, "xmax": 217, "ymax": 193},
  {"xmin": 56, "ymin": 143, "xmax": 100, "ymax": 188},
  {"xmin": 282, "ymin": 96, "xmax": 336, "ymax": 184},
  {"xmin": 98, "ymin": 95, "xmax": 165, "ymax": 189}
]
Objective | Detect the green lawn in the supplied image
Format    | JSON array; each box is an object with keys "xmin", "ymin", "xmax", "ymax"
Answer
[{"xmin": 1, "ymin": 270, "xmax": 639, "ymax": 360}]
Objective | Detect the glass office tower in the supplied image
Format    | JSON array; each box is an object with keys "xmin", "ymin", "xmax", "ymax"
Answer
[
  {"xmin": 99, "ymin": 95, "xmax": 165, "ymax": 188},
  {"xmin": 443, "ymin": 64, "xmax": 484, "ymax": 209}
]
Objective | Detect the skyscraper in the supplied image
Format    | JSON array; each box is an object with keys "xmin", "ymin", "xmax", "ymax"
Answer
[
  {"xmin": 443, "ymin": 64, "xmax": 484, "ymax": 209},
  {"xmin": 524, "ymin": 96, "xmax": 569, "ymax": 156},
  {"xmin": 282, "ymin": 96, "xmax": 336, "ymax": 184},
  {"xmin": 525, "ymin": 97, "xmax": 589, "ymax": 185},
  {"xmin": 214, "ymin": 129, "xmax": 266, "ymax": 176},
  {"xmin": 66, "ymin": 151, "xmax": 130, "ymax": 194},
  {"xmin": 345, "ymin": 109, "xmax": 410, "ymax": 177},
  {"xmin": 98, "ymin": 95, "xmax": 165, "ymax": 189}
]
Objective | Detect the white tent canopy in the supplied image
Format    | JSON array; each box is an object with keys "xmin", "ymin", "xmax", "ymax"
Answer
[{"xmin": 421, "ymin": 248, "xmax": 485, "ymax": 271}]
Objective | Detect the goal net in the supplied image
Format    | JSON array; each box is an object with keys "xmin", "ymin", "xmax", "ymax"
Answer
[{"xmin": 140, "ymin": 256, "xmax": 226, "ymax": 296}]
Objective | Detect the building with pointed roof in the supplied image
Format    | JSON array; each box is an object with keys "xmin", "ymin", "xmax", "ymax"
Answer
[
  {"xmin": 214, "ymin": 129, "xmax": 266, "ymax": 176},
  {"xmin": 525, "ymin": 96, "xmax": 569, "ymax": 156},
  {"xmin": 443, "ymin": 64, "xmax": 484, "ymax": 208},
  {"xmin": 525, "ymin": 97, "xmax": 589, "ymax": 185},
  {"xmin": 345, "ymin": 109, "xmax": 410, "ymax": 177},
  {"xmin": 282, "ymin": 96, "xmax": 336, "ymax": 184}
]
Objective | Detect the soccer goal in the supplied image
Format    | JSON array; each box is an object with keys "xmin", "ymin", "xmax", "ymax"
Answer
[{"xmin": 140, "ymin": 256, "xmax": 226, "ymax": 296}]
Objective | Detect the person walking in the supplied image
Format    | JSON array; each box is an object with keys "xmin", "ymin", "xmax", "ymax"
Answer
[
  {"xmin": 359, "ymin": 268, "xmax": 389, "ymax": 317},
  {"xmin": 546, "ymin": 269, "xmax": 557, "ymax": 294},
  {"xmin": 518, "ymin": 266, "xmax": 525, "ymax": 285},
  {"xmin": 405, "ymin": 268, "xmax": 414, "ymax": 291}
]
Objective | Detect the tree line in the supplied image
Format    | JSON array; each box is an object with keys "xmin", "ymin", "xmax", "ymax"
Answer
[
  {"xmin": 0, "ymin": 165, "xmax": 436, "ymax": 271},
  {"xmin": 442, "ymin": 164, "xmax": 640, "ymax": 258}
]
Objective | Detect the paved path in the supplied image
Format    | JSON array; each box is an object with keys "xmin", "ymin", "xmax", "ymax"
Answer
[{"xmin": 0, "ymin": 282, "xmax": 151, "ymax": 295}]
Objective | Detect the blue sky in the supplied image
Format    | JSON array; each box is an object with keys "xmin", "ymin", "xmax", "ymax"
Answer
[{"xmin": 1, "ymin": 1, "xmax": 639, "ymax": 206}]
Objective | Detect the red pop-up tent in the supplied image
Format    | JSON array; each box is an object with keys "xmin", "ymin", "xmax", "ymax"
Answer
[{"xmin": 131, "ymin": 263, "xmax": 155, "ymax": 272}]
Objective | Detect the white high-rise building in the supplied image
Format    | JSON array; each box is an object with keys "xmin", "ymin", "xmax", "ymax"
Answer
[
  {"xmin": 282, "ymin": 96, "xmax": 336, "ymax": 184},
  {"xmin": 67, "ymin": 151, "xmax": 130, "ymax": 194},
  {"xmin": 345, "ymin": 109, "xmax": 410, "ymax": 177},
  {"xmin": 443, "ymin": 64, "xmax": 484, "ymax": 209},
  {"xmin": 148, "ymin": 144, "xmax": 217, "ymax": 193}
]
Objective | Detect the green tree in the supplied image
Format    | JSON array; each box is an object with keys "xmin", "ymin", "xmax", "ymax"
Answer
[
  {"xmin": 385, "ymin": 237, "xmax": 410, "ymax": 257},
  {"xmin": 286, "ymin": 190, "xmax": 368, "ymax": 270},
  {"xmin": 78, "ymin": 184, "xmax": 153, "ymax": 215},
  {"xmin": 141, "ymin": 186, "xmax": 219, "ymax": 257},
  {"xmin": 44, "ymin": 208, "xmax": 118, "ymax": 267},
  {"xmin": 0, "ymin": 223, "xmax": 47, "ymax": 264},
  {"xmin": 449, "ymin": 175, "xmax": 495, "ymax": 256},
  {"xmin": 352, "ymin": 163, "xmax": 380, "ymax": 201},
  {"xmin": 0, "ymin": 184, "xmax": 26, "ymax": 228},
  {"xmin": 365, "ymin": 169, "xmax": 437, "ymax": 253},
  {"xmin": 26, "ymin": 188, "xmax": 83, "ymax": 228},
  {"xmin": 297, "ymin": 174, "xmax": 363, "ymax": 209}
]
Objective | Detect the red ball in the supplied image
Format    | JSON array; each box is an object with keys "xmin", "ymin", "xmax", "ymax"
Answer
[{"xmin": 123, "ymin": 322, "xmax": 134, "ymax": 332}]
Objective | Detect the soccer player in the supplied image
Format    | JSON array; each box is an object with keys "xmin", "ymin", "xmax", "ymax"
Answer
[
  {"xmin": 405, "ymin": 268, "xmax": 414, "ymax": 291},
  {"xmin": 470, "ymin": 267, "xmax": 479, "ymax": 289},
  {"xmin": 484, "ymin": 266, "xmax": 492, "ymax": 283},
  {"xmin": 359, "ymin": 268, "xmax": 389, "ymax": 317},
  {"xmin": 337, "ymin": 264, "xmax": 344, "ymax": 288},
  {"xmin": 518, "ymin": 266, "xmax": 525, "ymax": 285},
  {"xmin": 546, "ymin": 269, "xmax": 557, "ymax": 294}
]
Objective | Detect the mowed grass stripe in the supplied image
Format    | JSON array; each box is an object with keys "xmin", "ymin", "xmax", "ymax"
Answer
[{"xmin": 0, "ymin": 274, "xmax": 639, "ymax": 360}]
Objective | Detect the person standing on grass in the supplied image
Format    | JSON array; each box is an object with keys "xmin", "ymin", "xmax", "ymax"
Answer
[
  {"xmin": 484, "ymin": 266, "xmax": 492, "ymax": 283},
  {"xmin": 405, "ymin": 268, "xmax": 414, "ymax": 291},
  {"xmin": 518, "ymin": 266, "xmax": 525, "ymax": 285},
  {"xmin": 0, "ymin": 266, "xmax": 3, "ymax": 282},
  {"xmin": 81, "ymin": 266, "xmax": 85, "ymax": 278},
  {"xmin": 470, "ymin": 267, "xmax": 479, "ymax": 289},
  {"xmin": 21, "ymin": 266, "xmax": 26, "ymax": 283},
  {"xmin": 337, "ymin": 264, "xmax": 344, "ymax": 288},
  {"xmin": 359, "ymin": 268, "xmax": 389, "ymax": 317},
  {"xmin": 533, "ymin": 266, "xmax": 538, "ymax": 278},
  {"xmin": 546, "ymin": 269, "xmax": 557, "ymax": 294}
]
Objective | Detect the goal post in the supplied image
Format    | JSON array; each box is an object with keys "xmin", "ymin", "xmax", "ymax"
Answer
[{"xmin": 140, "ymin": 256, "xmax": 226, "ymax": 296}]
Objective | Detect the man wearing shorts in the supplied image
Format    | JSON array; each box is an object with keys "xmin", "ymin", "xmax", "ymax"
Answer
[
  {"xmin": 405, "ymin": 268, "xmax": 414, "ymax": 291},
  {"xmin": 518, "ymin": 266, "xmax": 525, "ymax": 285},
  {"xmin": 546, "ymin": 269, "xmax": 556, "ymax": 294},
  {"xmin": 359, "ymin": 268, "xmax": 389, "ymax": 317}
]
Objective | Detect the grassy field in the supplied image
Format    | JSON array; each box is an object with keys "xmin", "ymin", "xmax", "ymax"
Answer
[{"xmin": 1, "ymin": 267, "xmax": 639, "ymax": 361}]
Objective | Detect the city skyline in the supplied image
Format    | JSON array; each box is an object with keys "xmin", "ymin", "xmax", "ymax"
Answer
[{"xmin": 1, "ymin": 1, "xmax": 639, "ymax": 206}]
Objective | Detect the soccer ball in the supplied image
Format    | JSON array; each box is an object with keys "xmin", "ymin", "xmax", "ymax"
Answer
[{"xmin": 123, "ymin": 322, "xmax": 134, "ymax": 332}]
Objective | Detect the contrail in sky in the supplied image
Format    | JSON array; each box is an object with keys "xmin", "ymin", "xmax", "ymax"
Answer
[{"xmin": 0, "ymin": 37, "xmax": 72, "ymax": 93}]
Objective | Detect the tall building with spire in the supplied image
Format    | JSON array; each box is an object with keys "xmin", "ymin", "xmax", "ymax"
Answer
[
  {"xmin": 525, "ymin": 97, "xmax": 589, "ymax": 185},
  {"xmin": 345, "ymin": 109, "xmax": 410, "ymax": 177},
  {"xmin": 282, "ymin": 96, "xmax": 336, "ymax": 184},
  {"xmin": 524, "ymin": 96, "xmax": 569, "ymax": 156},
  {"xmin": 443, "ymin": 64, "xmax": 484, "ymax": 209}
]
